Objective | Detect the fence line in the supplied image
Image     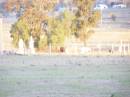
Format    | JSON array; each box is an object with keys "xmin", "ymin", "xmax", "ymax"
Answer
[
  {"xmin": 1, "ymin": 41, "xmax": 130, "ymax": 56},
  {"xmin": 63, "ymin": 41, "xmax": 130, "ymax": 56}
]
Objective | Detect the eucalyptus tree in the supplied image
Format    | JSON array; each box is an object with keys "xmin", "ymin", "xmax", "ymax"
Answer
[
  {"xmin": 5, "ymin": 0, "xmax": 100, "ymax": 50},
  {"xmin": 5, "ymin": 0, "xmax": 58, "ymax": 48},
  {"xmin": 72, "ymin": 0, "xmax": 100, "ymax": 45}
]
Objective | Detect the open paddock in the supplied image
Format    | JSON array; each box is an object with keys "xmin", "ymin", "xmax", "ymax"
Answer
[{"xmin": 0, "ymin": 55, "xmax": 130, "ymax": 97}]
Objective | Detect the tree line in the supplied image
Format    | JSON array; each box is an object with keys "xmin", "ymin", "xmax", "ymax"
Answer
[{"xmin": 5, "ymin": 0, "xmax": 100, "ymax": 51}]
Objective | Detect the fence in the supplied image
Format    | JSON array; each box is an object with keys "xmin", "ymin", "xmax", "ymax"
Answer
[
  {"xmin": 1, "ymin": 41, "xmax": 130, "ymax": 56},
  {"xmin": 64, "ymin": 41, "xmax": 130, "ymax": 56},
  {"xmin": 35, "ymin": 41, "xmax": 130, "ymax": 56}
]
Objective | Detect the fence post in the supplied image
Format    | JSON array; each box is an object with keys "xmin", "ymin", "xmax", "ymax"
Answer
[
  {"xmin": 119, "ymin": 40, "xmax": 123, "ymax": 56},
  {"xmin": 111, "ymin": 43, "xmax": 114, "ymax": 55},
  {"xmin": 123, "ymin": 44, "xmax": 126, "ymax": 56},
  {"xmin": 49, "ymin": 43, "xmax": 51, "ymax": 55},
  {"xmin": 128, "ymin": 43, "xmax": 130, "ymax": 55},
  {"xmin": 98, "ymin": 44, "xmax": 101, "ymax": 55}
]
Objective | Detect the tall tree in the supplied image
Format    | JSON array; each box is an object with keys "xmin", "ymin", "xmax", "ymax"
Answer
[
  {"xmin": 38, "ymin": 10, "xmax": 75, "ymax": 50},
  {"xmin": 5, "ymin": 0, "xmax": 100, "ymax": 50},
  {"xmin": 6, "ymin": 0, "xmax": 58, "ymax": 48},
  {"xmin": 72, "ymin": 0, "xmax": 100, "ymax": 45}
]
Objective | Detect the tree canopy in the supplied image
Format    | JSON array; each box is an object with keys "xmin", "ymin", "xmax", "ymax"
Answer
[{"xmin": 5, "ymin": 0, "xmax": 100, "ymax": 50}]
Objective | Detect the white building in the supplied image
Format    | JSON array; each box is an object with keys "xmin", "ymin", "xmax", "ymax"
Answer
[{"xmin": 0, "ymin": 17, "xmax": 17, "ymax": 53}]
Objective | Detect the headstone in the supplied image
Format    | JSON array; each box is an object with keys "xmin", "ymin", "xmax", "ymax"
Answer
[
  {"xmin": 123, "ymin": 44, "xmax": 126, "ymax": 55},
  {"xmin": 29, "ymin": 36, "xmax": 35, "ymax": 55},
  {"xmin": 119, "ymin": 40, "xmax": 123, "ymax": 55},
  {"xmin": 128, "ymin": 44, "xmax": 130, "ymax": 55},
  {"xmin": 18, "ymin": 38, "xmax": 24, "ymax": 54}
]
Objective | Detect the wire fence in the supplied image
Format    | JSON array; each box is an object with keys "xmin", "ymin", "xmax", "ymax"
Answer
[
  {"xmin": 35, "ymin": 41, "xmax": 130, "ymax": 56},
  {"xmin": 1, "ymin": 41, "xmax": 130, "ymax": 56}
]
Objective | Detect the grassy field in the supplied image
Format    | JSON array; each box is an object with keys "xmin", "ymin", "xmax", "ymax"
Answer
[{"xmin": 0, "ymin": 55, "xmax": 130, "ymax": 97}]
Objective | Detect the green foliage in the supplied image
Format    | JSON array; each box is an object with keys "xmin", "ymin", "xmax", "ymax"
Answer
[
  {"xmin": 8, "ymin": 0, "xmax": 100, "ymax": 50},
  {"xmin": 10, "ymin": 18, "xmax": 30, "ymax": 47},
  {"xmin": 45, "ymin": 11, "xmax": 75, "ymax": 47},
  {"xmin": 38, "ymin": 11, "xmax": 75, "ymax": 49},
  {"xmin": 72, "ymin": 0, "xmax": 100, "ymax": 45},
  {"xmin": 38, "ymin": 35, "xmax": 48, "ymax": 49}
]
